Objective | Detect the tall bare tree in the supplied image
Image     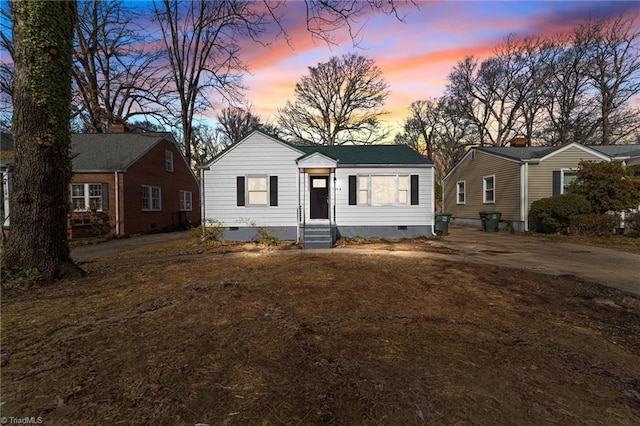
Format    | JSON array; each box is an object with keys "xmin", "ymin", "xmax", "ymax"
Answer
[
  {"xmin": 4, "ymin": 0, "xmax": 83, "ymax": 280},
  {"xmin": 395, "ymin": 99, "xmax": 441, "ymax": 160},
  {"xmin": 446, "ymin": 36, "xmax": 527, "ymax": 147},
  {"xmin": 217, "ymin": 105, "xmax": 261, "ymax": 145},
  {"xmin": 191, "ymin": 124, "xmax": 227, "ymax": 169},
  {"xmin": 538, "ymin": 36, "xmax": 599, "ymax": 146},
  {"xmin": 73, "ymin": 0, "xmax": 165, "ymax": 132},
  {"xmin": 396, "ymin": 96, "xmax": 473, "ymax": 177},
  {"xmin": 446, "ymin": 57, "xmax": 493, "ymax": 146},
  {"xmin": 277, "ymin": 53, "xmax": 389, "ymax": 145},
  {"xmin": 514, "ymin": 36, "xmax": 556, "ymax": 146},
  {"xmin": 581, "ymin": 15, "xmax": 640, "ymax": 145},
  {"xmin": 152, "ymin": 0, "xmax": 264, "ymax": 164}
]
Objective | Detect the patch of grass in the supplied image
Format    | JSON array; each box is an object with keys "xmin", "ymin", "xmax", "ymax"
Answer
[
  {"xmin": 2, "ymin": 252, "xmax": 639, "ymax": 424},
  {"xmin": 1, "ymin": 266, "xmax": 43, "ymax": 289},
  {"xmin": 529, "ymin": 231, "xmax": 640, "ymax": 254}
]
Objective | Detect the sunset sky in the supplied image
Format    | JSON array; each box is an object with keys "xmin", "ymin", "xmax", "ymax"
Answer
[
  {"xmin": 2, "ymin": 1, "xmax": 639, "ymax": 137},
  {"xmin": 225, "ymin": 1, "xmax": 640, "ymax": 136}
]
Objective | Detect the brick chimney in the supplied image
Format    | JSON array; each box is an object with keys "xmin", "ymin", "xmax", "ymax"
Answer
[
  {"xmin": 108, "ymin": 123, "xmax": 128, "ymax": 133},
  {"xmin": 508, "ymin": 136, "xmax": 527, "ymax": 147}
]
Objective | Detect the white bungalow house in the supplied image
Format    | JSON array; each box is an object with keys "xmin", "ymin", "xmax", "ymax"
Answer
[{"xmin": 202, "ymin": 130, "xmax": 435, "ymax": 248}]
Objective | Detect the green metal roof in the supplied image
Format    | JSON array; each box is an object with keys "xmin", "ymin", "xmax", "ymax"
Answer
[
  {"xmin": 206, "ymin": 129, "xmax": 432, "ymax": 167},
  {"xmin": 297, "ymin": 144, "xmax": 432, "ymax": 165}
]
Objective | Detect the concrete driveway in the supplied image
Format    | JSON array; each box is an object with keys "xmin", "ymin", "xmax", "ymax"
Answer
[
  {"xmin": 431, "ymin": 225, "xmax": 640, "ymax": 296},
  {"xmin": 71, "ymin": 226, "xmax": 640, "ymax": 297},
  {"xmin": 71, "ymin": 231, "xmax": 192, "ymax": 263}
]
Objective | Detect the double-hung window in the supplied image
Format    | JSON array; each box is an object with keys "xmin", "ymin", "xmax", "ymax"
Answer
[
  {"xmin": 456, "ymin": 181, "xmax": 466, "ymax": 204},
  {"xmin": 247, "ymin": 176, "xmax": 268, "ymax": 206},
  {"xmin": 562, "ymin": 170, "xmax": 577, "ymax": 194},
  {"xmin": 483, "ymin": 175, "xmax": 495, "ymax": 203},
  {"xmin": 165, "ymin": 150, "xmax": 174, "ymax": 172},
  {"xmin": 142, "ymin": 185, "xmax": 161, "ymax": 211},
  {"xmin": 71, "ymin": 183, "xmax": 103, "ymax": 211},
  {"xmin": 179, "ymin": 190, "xmax": 192, "ymax": 211},
  {"xmin": 359, "ymin": 175, "xmax": 410, "ymax": 206},
  {"xmin": 237, "ymin": 176, "xmax": 278, "ymax": 207}
]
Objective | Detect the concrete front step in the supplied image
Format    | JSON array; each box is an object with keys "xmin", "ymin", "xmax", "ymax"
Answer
[{"xmin": 302, "ymin": 224, "xmax": 334, "ymax": 249}]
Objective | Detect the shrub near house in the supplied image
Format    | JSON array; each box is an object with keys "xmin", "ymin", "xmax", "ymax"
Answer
[{"xmin": 531, "ymin": 161, "xmax": 640, "ymax": 235}]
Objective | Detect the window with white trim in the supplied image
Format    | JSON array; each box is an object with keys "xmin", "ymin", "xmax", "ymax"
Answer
[
  {"xmin": 358, "ymin": 175, "xmax": 409, "ymax": 206},
  {"xmin": 456, "ymin": 181, "xmax": 466, "ymax": 204},
  {"xmin": 562, "ymin": 170, "xmax": 577, "ymax": 194},
  {"xmin": 165, "ymin": 150, "xmax": 174, "ymax": 172},
  {"xmin": 179, "ymin": 190, "xmax": 192, "ymax": 211},
  {"xmin": 71, "ymin": 183, "xmax": 103, "ymax": 211},
  {"xmin": 483, "ymin": 175, "xmax": 495, "ymax": 203},
  {"xmin": 142, "ymin": 185, "xmax": 161, "ymax": 211},
  {"xmin": 247, "ymin": 176, "xmax": 268, "ymax": 206}
]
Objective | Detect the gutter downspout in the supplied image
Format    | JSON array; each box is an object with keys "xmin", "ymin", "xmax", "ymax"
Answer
[
  {"xmin": 296, "ymin": 168, "xmax": 300, "ymax": 244},
  {"xmin": 432, "ymin": 166, "xmax": 437, "ymax": 236},
  {"xmin": 114, "ymin": 171, "xmax": 120, "ymax": 236},
  {"xmin": 521, "ymin": 163, "xmax": 528, "ymax": 232},
  {"xmin": 200, "ymin": 167, "xmax": 207, "ymax": 236}
]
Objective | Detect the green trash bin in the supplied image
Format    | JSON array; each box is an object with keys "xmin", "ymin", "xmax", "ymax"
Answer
[
  {"xmin": 434, "ymin": 213, "xmax": 452, "ymax": 236},
  {"xmin": 480, "ymin": 211, "xmax": 501, "ymax": 232},
  {"xmin": 479, "ymin": 211, "xmax": 488, "ymax": 232}
]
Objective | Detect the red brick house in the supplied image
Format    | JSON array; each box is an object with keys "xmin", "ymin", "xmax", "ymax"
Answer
[{"xmin": 69, "ymin": 131, "xmax": 200, "ymax": 238}]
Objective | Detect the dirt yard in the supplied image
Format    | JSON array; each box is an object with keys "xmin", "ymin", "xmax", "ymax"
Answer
[{"xmin": 2, "ymin": 238, "xmax": 640, "ymax": 425}]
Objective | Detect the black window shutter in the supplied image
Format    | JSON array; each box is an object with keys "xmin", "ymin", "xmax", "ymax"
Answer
[
  {"xmin": 269, "ymin": 176, "xmax": 278, "ymax": 206},
  {"xmin": 102, "ymin": 183, "xmax": 109, "ymax": 210},
  {"xmin": 348, "ymin": 175, "xmax": 357, "ymax": 205},
  {"xmin": 552, "ymin": 171, "xmax": 561, "ymax": 196},
  {"xmin": 410, "ymin": 175, "xmax": 419, "ymax": 205},
  {"xmin": 236, "ymin": 176, "xmax": 245, "ymax": 206}
]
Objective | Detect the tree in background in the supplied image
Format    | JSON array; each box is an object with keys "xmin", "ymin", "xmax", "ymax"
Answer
[
  {"xmin": 569, "ymin": 161, "xmax": 640, "ymax": 214},
  {"xmin": 72, "ymin": 0, "xmax": 165, "ymax": 132},
  {"xmin": 4, "ymin": 0, "xmax": 83, "ymax": 280},
  {"xmin": 277, "ymin": 53, "xmax": 389, "ymax": 145},
  {"xmin": 446, "ymin": 36, "xmax": 530, "ymax": 147},
  {"xmin": 190, "ymin": 124, "xmax": 228, "ymax": 169},
  {"xmin": 152, "ymin": 0, "xmax": 267, "ymax": 164},
  {"xmin": 216, "ymin": 106, "xmax": 261, "ymax": 145},
  {"xmin": 0, "ymin": 7, "xmax": 14, "ymax": 130},
  {"xmin": 581, "ymin": 15, "xmax": 640, "ymax": 145}
]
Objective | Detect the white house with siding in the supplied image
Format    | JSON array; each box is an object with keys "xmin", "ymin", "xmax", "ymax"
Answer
[
  {"xmin": 202, "ymin": 130, "xmax": 435, "ymax": 248},
  {"xmin": 442, "ymin": 142, "xmax": 640, "ymax": 232}
]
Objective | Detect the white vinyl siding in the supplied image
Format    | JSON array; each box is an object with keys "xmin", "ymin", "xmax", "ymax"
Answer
[
  {"xmin": 203, "ymin": 133, "xmax": 302, "ymax": 227},
  {"xmin": 142, "ymin": 185, "xmax": 161, "ymax": 211},
  {"xmin": 335, "ymin": 167, "xmax": 434, "ymax": 227}
]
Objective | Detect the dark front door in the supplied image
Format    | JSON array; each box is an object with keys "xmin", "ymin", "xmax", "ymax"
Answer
[{"xmin": 310, "ymin": 176, "xmax": 329, "ymax": 219}]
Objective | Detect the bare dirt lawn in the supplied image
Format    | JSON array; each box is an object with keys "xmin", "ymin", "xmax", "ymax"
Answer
[{"xmin": 2, "ymin": 239, "xmax": 640, "ymax": 425}]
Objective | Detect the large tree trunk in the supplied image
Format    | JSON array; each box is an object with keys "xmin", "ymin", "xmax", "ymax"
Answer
[{"xmin": 4, "ymin": 0, "xmax": 84, "ymax": 281}]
